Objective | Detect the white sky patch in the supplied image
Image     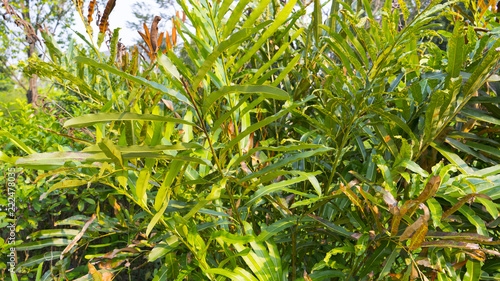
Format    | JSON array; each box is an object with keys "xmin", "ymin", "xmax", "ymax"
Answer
[{"xmin": 71, "ymin": 0, "xmax": 159, "ymax": 50}]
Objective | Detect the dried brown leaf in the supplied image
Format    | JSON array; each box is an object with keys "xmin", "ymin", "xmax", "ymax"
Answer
[
  {"xmin": 420, "ymin": 240, "xmax": 480, "ymax": 249},
  {"xmin": 303, "ymin": 270, "xmax": 313, "ymax": 281},
  {"xmin": 87, "ymin": 0, "xmax": 97, "ymax": 24},
  {"xmin": 463, "ymin": 249, "xmax": 486, "ymax": 261},
  {"xmin": 162, "ymin": 99, "xmax": 174, "ymax": 111},
  {"xmin": 150, "ymin": 16, "xmax": 161, "ymax": 54},
  {"xmin": 416, "ymin": 258, "xmax": 433, "ymax": 268},
  {"xmin": 88, "ymin": 263, "xmax": 102, "ymax": 280},
  {"xmin": 157, "ymin": 32, "xmax": 164, "ymax": 52},
  {"xmin": 243, "ymin": 132, "xmax": 254, "ymax": 154},
  {"xmin": 172, "ymin": 18, "xmax": 177, "ymax": 46},
  {"xmin": 482, "ymin": 249, "xmax": 500, "ymax": 256},
  {"xmin": 400, "ymin": 216, "xmax": 425, "ymax": 241},
  {"xmin": 143, "ymin": 22, "xmax": 150, "ymax": 41},
  {"xmin": 426, "ymin": 231, "xmax": 493, "ymax": 243},
  {"xmin": 409, "ymin": 223, "xmax": 428, "ymax": 250},
  {"xmin": 165, "ymin": 31, "xmax": 172, "ymax": 50},
  {"xmin": 102, "ymin": 272, "xmax": 113, "ymax": 281},
  {"xmin": 391, "ymin": 214, "xmax": 402, "ymax": 236},
  {"xmin": 452, "ymin": 260, "xmax": 467, "ymax": 270},
  {"xmin": 240, "ymin": 162, "xmax": 252, "ymax": 175},
  {"xmin": 410, "ymin": 263, "xmax": 419, "ymax": 280},
  {"xmin": 98, "ymin": 0, "xmax": 116, "ymax": 33},
  {"xmin": 339, "ymin": 182, "xmax": 363, "ymax": 211},
  {"xmin": 99, "ymin": 247, "xmax": 139, "ymax": 260},
  {"xmin": 416, "ymin": 175, "xmax": 441, "ymax": 203},
  {"xmin": 60, "ymin": 214, "xmax": 96, "ymax": 259},
  {"xmin": 441, "ymin": 193, "xmax": 491, "ymax": 219}
]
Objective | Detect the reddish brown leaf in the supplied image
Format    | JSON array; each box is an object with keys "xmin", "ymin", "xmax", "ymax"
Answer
[
  {"xmin": 98, "ymin": 0, "xmax": 116, "ymax": 33},
  {"xmin": 452, "ymin": 259, "xmax": 468, "ymax": 270},
  {"xmin": 87, "ymin": 0, "xmax": 97, "ymax": 24},
  {"xmin": 157, "ymin": 32, "xmax": 164, "ymax": 52},
  {"xmin": 165, "ymin": 31, "xmax": 172, "ymax": 50},
  {"xmin": 172, "ymin": 18, "xmax": 177, "ymax": 46},
  {"xmin": 143, "ymin": 22, "xmax": 150, "ymax": 41},
  {"xmin": 227, "ymin": 120, "xmax": 235, "ymax": 139}
]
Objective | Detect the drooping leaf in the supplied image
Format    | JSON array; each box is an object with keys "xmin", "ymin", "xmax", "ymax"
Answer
[
  {"xmin": 64, "ymin": 112, "xmax": 196, "ymax": 128},
  {"xmin": 74, "ymin": 56, "xmax": 189, "ymax": 103},
  {"xmin": 203, "ymin": 85, "xmax": 289, "ymax": 112}
]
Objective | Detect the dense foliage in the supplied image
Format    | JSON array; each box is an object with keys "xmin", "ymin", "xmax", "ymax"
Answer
[{"xmin": 1, "ymin": 0, "xmax": 500, "ymax": 280}]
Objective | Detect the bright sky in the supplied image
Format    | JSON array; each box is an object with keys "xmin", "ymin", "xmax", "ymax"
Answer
[{"xmin": 72, "ymin": 0, "xmax": 161, "ymax": 49}]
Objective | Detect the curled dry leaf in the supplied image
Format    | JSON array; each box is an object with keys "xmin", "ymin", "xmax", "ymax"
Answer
[
  {"xmin": 420, "ymin": 203, "xmax": 430, "ymax": 221},
  {"xmin": 463, "ymin": 249, "xmax": 486, "ymax": 261},
  {"xmin": 391, "ymin": 200, "xmax": 418, "ymax": 236},
  {"xmin": 243, "ymin": 132, "xmax": 254, "ymax": 154},
  {"xmin": 150, "ymin": 16, "xmax": 161, "ymax": 54}
]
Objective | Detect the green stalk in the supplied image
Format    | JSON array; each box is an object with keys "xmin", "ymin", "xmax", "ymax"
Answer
[{"xmin": 181, "ymin": 78, "xmax": 223, "ymax": 174}]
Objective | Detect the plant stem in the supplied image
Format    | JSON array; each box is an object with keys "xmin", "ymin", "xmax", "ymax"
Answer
[{"xmin": 181, "ymin": 77, "xmax": 223, "ymax": 174}]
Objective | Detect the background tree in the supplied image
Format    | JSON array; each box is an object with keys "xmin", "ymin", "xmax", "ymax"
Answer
[
  {"xmin": 0, "ymin": 0, "xmax": 74, "ymax": 105},
  {"xmin": 126, "ymin": 0, "xmax": 175, "ymax": 32}
]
